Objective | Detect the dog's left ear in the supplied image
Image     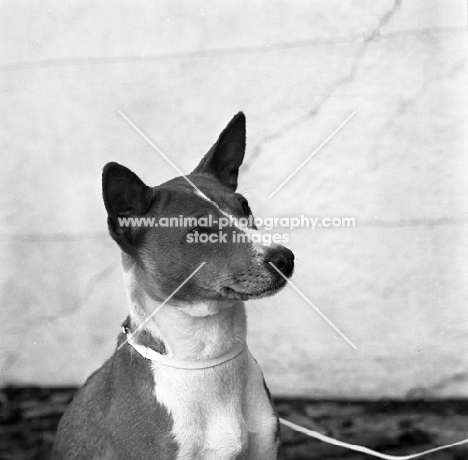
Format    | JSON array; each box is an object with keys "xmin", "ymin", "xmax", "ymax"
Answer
[{"xmin": 191, "ymin": 112, "xmax": 246, "ymax": 191}]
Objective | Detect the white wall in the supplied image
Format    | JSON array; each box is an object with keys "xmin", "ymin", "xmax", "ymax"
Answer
[{"xmin": 1, "ymin": 0, "xmax": 467, "ymax": 398}]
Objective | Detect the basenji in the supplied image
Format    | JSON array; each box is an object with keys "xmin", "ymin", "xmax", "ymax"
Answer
[{"xmin": 52, "ymin": 112, "xmax": 294, "ymax": 460}]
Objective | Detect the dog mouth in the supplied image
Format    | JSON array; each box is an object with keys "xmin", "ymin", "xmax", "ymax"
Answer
[{"xmin": 220, "ymin": 278, "xmax": 287, "ymax": 300}]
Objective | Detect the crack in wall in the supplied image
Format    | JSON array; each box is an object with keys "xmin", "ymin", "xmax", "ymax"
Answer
[
  {"xmin": 394, "ymin": 59, "xmax": 466, "ymax": 119},
  {"xmin": 245, "ymin": 0, "xmax": 402, "ymax": 171},
  {"xmin": 1, "ymin": 24, "xmax": 463, "ymax": 73},
  {"xmin": 406, "ymin": 370, "xmax": 468, "ymax": 399},
  {"xmin": 0, "ymin": 263, "xmax": 117, "ymax": 381},
  {"xmin": 0, "ymin": 330, "xmax": 33, "ymax": 382},
  {"xmin": 369, "ymin": 58, "xmax": 467, "ymax": 171},
  {"xmin": 35, "ymin": 262, "xmax": 117, "ymax": 322},
  {"xmin": 370, "ymin": 53, "xmax": 467, "ymax": 133}
]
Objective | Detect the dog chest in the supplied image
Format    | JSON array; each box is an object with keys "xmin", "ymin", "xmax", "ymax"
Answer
[{"xmin": 151, "ymin": 351, "xmax": 278, "ymax": 460}]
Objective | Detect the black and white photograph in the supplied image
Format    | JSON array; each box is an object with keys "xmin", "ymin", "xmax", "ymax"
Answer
[{"xmin": 1, "ymin": 1, "xmax": 467, "ymax": 459}]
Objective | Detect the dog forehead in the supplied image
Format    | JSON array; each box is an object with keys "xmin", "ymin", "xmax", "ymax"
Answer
[
  {"xmin": 194, "ymin": 189, "xmax": 236, "ymax": 214},
  {"xmin": 148, "ymin": 182, "xmax": 237, "ymax": 217}
]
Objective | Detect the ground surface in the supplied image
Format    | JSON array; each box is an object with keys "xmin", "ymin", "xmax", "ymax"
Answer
[{"xmin": 1, "ymin": 388, "xmax": 467, "ymax": 460}]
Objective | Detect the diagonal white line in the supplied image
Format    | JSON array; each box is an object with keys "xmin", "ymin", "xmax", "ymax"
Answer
[
  {"xmin": 117, "ymin": 262, "xmax": 206, "ymax": 350},
  {"xmin": 269, "ymin": 263, "xmax": 357, "ymax": 349},
  {"xmin": 268, "ymin": 111, "xmax": 356, "ymax": 198},
  {"xmin": 279, "ymin": 417, "xmax": 468, "ymax": 459},
  {"xmin": 118, "ymin": 110, "xmax": 205, "ymax": 195}
]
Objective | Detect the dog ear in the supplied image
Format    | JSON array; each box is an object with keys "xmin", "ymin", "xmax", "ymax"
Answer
[
  {"xmin": 102, "ymin": 162, "xmax": 153, "ymax": 249},
  {"xmin": 191, "ymin": 112, "xmax": 246, "ymax": 191}
]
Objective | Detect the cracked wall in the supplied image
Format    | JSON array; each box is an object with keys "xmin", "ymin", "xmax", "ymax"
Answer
[{"xmin": 1, "ymin": 0, "xmax": 467, "ymax": 398}]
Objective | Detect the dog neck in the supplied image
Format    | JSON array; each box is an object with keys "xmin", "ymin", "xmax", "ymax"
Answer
[{"xmin": 122, "ymin": 259, "xmax": 247, "ymax": 361}]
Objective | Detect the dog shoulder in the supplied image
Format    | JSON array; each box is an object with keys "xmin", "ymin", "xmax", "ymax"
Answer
[{"xmin": 53, "ymin": 342, "xmax": 179, "ymax": 459}]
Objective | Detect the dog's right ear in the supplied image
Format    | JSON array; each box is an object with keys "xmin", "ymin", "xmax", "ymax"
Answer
[
  {"xmin": 191, "ymin": 112, "xmax": 246, "ymax": 191},
  {"xmin": 102, "ymin": 162, "xmax": 153, "ymax": 249}
]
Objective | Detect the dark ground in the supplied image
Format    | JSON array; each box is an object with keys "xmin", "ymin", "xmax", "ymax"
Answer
[{"xmin": 0, "ymin": 387, "xmax": 467, "ymax": 460}]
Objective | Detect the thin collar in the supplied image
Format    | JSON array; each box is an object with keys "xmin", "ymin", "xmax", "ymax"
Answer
[{"xmin": 123, "ymin": 326, "xmax": 247, "ymax": 370}]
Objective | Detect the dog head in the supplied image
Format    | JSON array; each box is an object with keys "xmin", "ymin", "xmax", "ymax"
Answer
[{"xmin": 102, "ymin": 113, "xmax": 294, "ymax": 306}]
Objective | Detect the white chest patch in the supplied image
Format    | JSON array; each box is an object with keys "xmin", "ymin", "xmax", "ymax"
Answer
[{"xmin": 152, "ymin": 350, "xmax": 278, "ymax": 460}]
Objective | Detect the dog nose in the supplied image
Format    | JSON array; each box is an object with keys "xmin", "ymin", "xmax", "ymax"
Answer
[{"xmin": 264, "ymin": 247, "xmax": 294, "ymax": 278}]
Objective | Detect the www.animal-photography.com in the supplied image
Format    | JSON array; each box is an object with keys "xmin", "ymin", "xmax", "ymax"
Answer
[{"xmin": 1, "ymin": 1, "xmax": 467, "ymax": 459}]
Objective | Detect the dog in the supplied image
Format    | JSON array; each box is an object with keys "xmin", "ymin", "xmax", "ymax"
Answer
[{"xmin": 52, "ymin": 112, "xmax": 294, "ymax": 459}]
